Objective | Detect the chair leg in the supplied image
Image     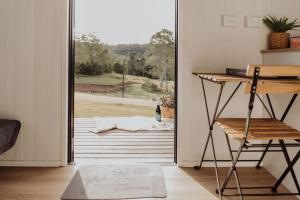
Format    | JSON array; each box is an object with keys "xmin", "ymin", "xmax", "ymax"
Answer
[
  {"xmin": 256, "ymin": 140, "xmax": 273, "ymax": 169},
  {"xmin": 211, "ymin": 133, "xmax": 222, "ymax": 199},
  {"xmin": 220, "ymin": 140, "xmax": 246, "ymax": 196},
  {"xmin": 225, "ymin": 134, "xmax": 243, "ymax": 200},
  {"xmin": 272, "ymin": 150, "xmax": 300, "ymax": 192},
  {"xmin": 275, "ymin": 140, "xmax": 300, "ymax": 193}
]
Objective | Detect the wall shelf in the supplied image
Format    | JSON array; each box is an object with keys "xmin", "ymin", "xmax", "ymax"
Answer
[{"xmin": 261, "ymin": 48, "xmax": 300, "ymax": 54}]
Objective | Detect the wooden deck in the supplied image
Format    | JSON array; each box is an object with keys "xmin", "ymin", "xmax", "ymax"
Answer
[{"xmin": 74, "ymin": 118, "xmax": 175, "ymax": 165}]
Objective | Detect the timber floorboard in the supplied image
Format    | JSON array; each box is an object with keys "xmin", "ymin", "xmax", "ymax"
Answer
[{"xmin": 0, "ymin": 166, "xmax": 297, "ymax": 200}]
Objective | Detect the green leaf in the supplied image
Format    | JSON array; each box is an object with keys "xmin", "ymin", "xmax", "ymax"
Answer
[{"xmin": 263, "ymin": 15, "xmax": 300, "ymax": 32}]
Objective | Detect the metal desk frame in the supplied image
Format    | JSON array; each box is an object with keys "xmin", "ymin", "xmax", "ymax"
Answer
[{"xmin": 192, "ymin": 72, "xmax": 300, "ymax": 199}]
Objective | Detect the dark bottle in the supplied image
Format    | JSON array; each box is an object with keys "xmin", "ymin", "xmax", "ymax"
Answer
[{"xmin": 155, "ymin": 105, "xmax": 162, "ymax": 122}]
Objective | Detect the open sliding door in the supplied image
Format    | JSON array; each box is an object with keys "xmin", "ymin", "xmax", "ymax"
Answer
[{"xmin": 68, "ymin": 0, "xmax": 178, "ymax": 165}]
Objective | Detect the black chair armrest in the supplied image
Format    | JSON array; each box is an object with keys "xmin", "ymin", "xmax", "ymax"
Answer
[{"xmin": 0, "ymin": 119, "xmax": 21, "ymax": 155}]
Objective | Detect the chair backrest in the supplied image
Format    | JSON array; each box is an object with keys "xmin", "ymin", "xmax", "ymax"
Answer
[
  {"xmin": 244, "ymin": 65, "xmax": 300, "ymax": 94},
  {"xmin": 246, "ymin": 65, "xmax": 300, "ymax": 77}
]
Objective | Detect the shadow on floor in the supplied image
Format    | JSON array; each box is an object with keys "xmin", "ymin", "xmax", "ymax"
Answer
[{"xmin": 180, "ymin": 167, "xmax": 298, "ymax": 200}]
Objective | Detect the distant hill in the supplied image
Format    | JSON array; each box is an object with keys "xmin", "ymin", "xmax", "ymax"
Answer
[{"xmin": 106, "ymin": 44, "xmax": 149, "ymax": 56}]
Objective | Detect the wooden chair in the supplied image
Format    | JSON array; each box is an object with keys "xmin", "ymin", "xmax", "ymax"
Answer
[{"xmin": 217, "ymin": 65, "xmax": 300, "ymax": 199}]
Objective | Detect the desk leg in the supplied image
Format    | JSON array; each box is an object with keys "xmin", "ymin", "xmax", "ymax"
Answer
[
  {"xmin": 256, "ymin": 140, "xmax": 273, "ymax": 169},
  {"xmin": 272, "ymin": 150, "xmax": 300, "ymax": 192},
  {"xmin": 194, "ymin": 79, "xmax": 212, "ymax": 169},
  {"xmin": 194, "ymin": 79, "xmax": 224, "ymax": 199},
  {"xmin": 194, "ymin": 129, "xmax": 211, "ymax": 169},
  {"xmin": 195, "ymin": 82, "xmax": 242, "ymax": 169},
  {"xmin": 271, "ymin": 140, "xmax": 300, "ymax": 193},
  {"xmin": 256, "ymin": 94, "xmax": 298, "ymax": 169},
  {"xmin": 194, "ymin": 80, "xmax": 224, "ymax": 168}
]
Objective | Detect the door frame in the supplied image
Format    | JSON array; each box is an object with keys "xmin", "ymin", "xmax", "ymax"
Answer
[
  {"xmin": 67, "ymin": 0, "xmax": 75, "ymax": 163},
  {"xmin": 67, "ymin": 0, "xmax": 179, "ymax": 164}
]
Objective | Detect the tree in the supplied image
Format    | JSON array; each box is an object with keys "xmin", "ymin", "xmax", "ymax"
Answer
[
  {"xmin": 108, "ymin": 44, "xmax": 148, "ymax": 56},
  {"xmin": 127, "ymin": 53, "xmax": 138, "ymax": 76},
  {"xmin": 75, "ymin": 33, "xmax": 112, "ymax": 75},
  {"xmin": 149, "ymin": 29, "xmax": 175, "ymax": 89},
  {"xmin": 113, "ymin": 62, "xmax": 124, "ymax": 74},
  {"xmin": 144, "ymin": 65, "xmax": 158, "ymax": 79},
  {"xmin": 127, "ymin": 53, "xmax": 146, "ymax": 76}
]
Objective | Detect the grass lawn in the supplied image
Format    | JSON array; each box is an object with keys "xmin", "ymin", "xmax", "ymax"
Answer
[
  {"xmin": 75, "ymin": 99, "xmax": 154, "ymax": 117},
  {"xmin": 75, "ymin": 73, "xmax": 126, "ymax": 85},
  {"xmin": 75, "ymin": 73, "xmax": 174, "ymax": 88},
  {"xmin": 107, "ymin": 84, "xmax": 159, "ymax": 100},
  {"xmin": 74, "ymin": 73, "xmax": 174, "ymax": 117}
]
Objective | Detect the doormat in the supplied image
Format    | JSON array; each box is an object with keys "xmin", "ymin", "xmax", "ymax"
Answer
[{"xmin": 61, "ymin": 165, "xmax": 167, "ymax": 200}]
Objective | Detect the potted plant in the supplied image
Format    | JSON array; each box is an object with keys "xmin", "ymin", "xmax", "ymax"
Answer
[
  {"xmin": 160, "ymin": 93, "xmax": 175, "ymax": 119},
  {"xmin": 263, "ymin": 15, "xmax": 300, "ymax": 49}
]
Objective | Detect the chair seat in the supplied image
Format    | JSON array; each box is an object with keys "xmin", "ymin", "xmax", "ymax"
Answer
[{"xmin": 217, "ymin": 118, "xmax": 300, "ymax": 140}]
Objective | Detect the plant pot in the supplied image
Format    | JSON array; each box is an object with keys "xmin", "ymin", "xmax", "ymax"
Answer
[
  {"xmin": 161, "ymin": 107, "xmax": 174, "ymax": 119},
  {"xmin": 269, "ymin": 32, "xmax": 290, "ymax": 49}
]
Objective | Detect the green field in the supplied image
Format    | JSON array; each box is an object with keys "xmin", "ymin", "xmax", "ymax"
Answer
[
  {"xmin": 75, "ymin": 73, "xmax": 174, "ymax": 86},
  {"xmin": 74, "ymin": 73, "xmax": 174, "ymax": 117},
  {"xmin": 75, "ymin": 99, "xmax": 154, "ymax": 117},
  {"xmin": 75, "ymin": 73, "xmax": 125, "ymax": 85},
  {"xmin": 75, "ymin": 73, "xmax": 174, "ymax": 100}
]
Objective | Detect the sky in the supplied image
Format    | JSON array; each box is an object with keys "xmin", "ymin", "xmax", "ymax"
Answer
[{"xmin": 75, "ymin": 0, "xmax": 175, "ymax": 45}]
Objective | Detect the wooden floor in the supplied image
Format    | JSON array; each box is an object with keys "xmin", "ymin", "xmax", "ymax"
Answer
[
  {"xmin": 74, "ymin": 118, "xmax": 175, "ymax": 165},
  {"xmin": 0, "ymin": 166, "xmax": 297, "ymax": 200}
]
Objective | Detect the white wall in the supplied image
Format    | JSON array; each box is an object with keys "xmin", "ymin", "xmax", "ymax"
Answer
[
  {"xmin": 0, "ymin": 0, "xmax": 68, "ymax": 166},
  {"xmin": 263, "ymin": 52, "xmax": 300, "ymax": 195},
  {"xmin": 177, "ymin": 0, "xmax": 300, "ymax": 167}
]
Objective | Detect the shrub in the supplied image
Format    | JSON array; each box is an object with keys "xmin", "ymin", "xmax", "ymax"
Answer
[
  {"xmin": 160, "ymin": 95, "xmax": 175, "ymax": 108},
  {"xmin": 113, "ymin": 63, "xmax": 124, "ymax": 74},
  {"xmin": 144, "ymin": 65, "xmax": 158, "ymax": 79},
  {"xmin": 75, "ymin": 62, "xmax": 104, "ymax": 75},
  {"xmin": 160, "ymin": 86, "xmax": 175, "ymax": 108},
  {"xmin": 142, "ymin": 79, "xmax": 161, "ymax": 93},
  {"xmin": 150, "ymin": 82, "xmax": 160, "ymax": 93},
  {"xmin": 102, "ymin": 64, "xmax": 113, "ymax": 73}
]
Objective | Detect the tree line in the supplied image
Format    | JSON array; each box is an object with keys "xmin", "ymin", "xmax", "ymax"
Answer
[{"xmin": 75, "ymin": 29, "xmax": 175, "ymax": 88}]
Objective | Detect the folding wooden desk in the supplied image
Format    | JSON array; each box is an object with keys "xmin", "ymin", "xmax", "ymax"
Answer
[{"xmin": 192, "ymin": 72, "xmax": 300, "ymax": 199}]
